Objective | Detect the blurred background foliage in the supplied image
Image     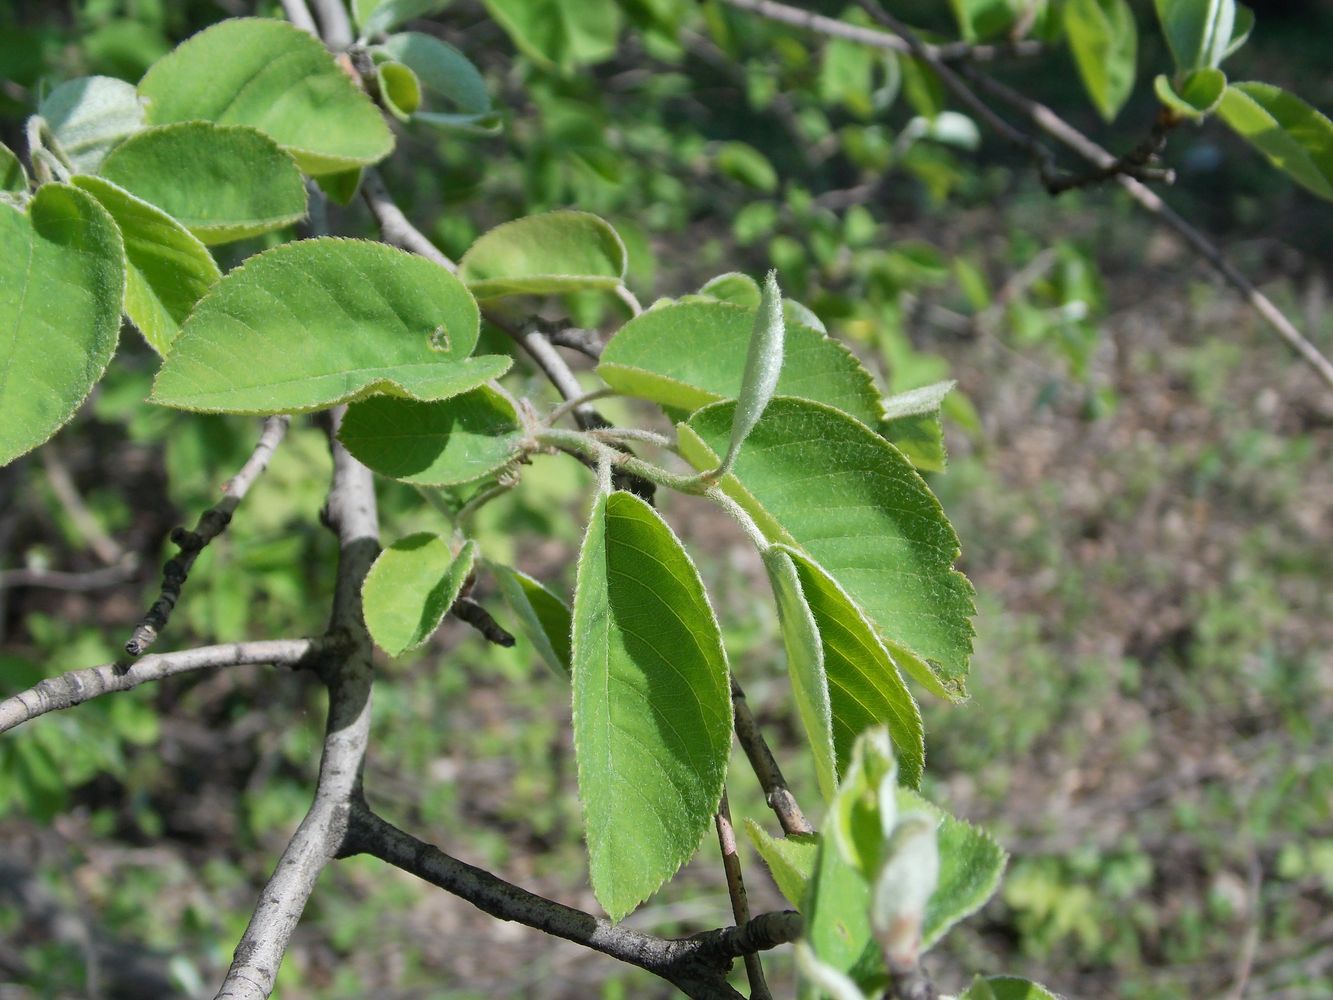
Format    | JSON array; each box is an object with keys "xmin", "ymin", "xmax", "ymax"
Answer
[{"xmin": 0, "ymin": 0, "xmax": 1330, "ymax": 997}]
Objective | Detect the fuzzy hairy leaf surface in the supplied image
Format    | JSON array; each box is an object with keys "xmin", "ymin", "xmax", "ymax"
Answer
[
  {"xmin": 571, "ymin": 490, "xmax": 731, "ymax": 920},
  {"xmin": 363, "ymin": 536, "xmax": 477, "ymax": 656},
  {"xmin": 744, "ymin": 821, "xmax": 819, "ymax": 909},
  {"xmin": 493, "ymin": 564, "xmax": 572, "ymax": 676},
  {"xmin": 38, "ymin": 76, "xmax": 145, "ymax": 174},
  {"xmin": 0, "ymin": 184, "xmax": 123, "ymax": 466},
  {"xmin": 152, "ymin": 238, "xmax": 509, "ymax": 414},
  {"xmin": 459, "ymin": 211, "xmax": 626, "ymax": 299}
]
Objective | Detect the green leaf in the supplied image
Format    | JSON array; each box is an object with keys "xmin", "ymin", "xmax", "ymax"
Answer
[
  {"xmin": 1154, "ymin": 0, "xmax": 1235, "ymax": 71},
  {"xmin": 962, "ymin": 977, "xmax": 1061, "ymax": 1000},
  {"xmin": 881, "ymin": 380, "xmax": 955, "ymax": 474},
  {"xmin": 948, "ymin": 0, "xmax": 1018, "ymax": 42},
  {"xmin": 37, "ymin": 76, "xmax": 145, "ymax": 174},
  {"xmin": 896, "ymin": 788, "xmax": 1007, "ymax": 949},
  {"xmin": 378, "ymin": 32, "xmax": 498, "ymax": 133},
  {"xmin": 0, "ymin": 142, "xmax": 27, "ymax": 193},
  {"xmin": 764, "ymin": 547, "xmax": 838, "ymax": 802},
  {"xmin": 802, "ymin": 824, "xmax": 881, "ymax": 992},
  {"xmin": 153, "ymin": 238, "xmax": 511, "ymax": 414},
  {"xmin": 482, "ymin": 0, "xmax": 622, "ymax": 71},
  {"xmin": 698, "ymin": 272, "xmax": 761, "ymax": 308},
  {"xmin": 363, "ymin": 535, "xmax": 477, "ymax": 656},
  {"xmin": 459, "ymin": 211, "xmax": 627, "ymax": 299},
  {"xmin": 780, "ymin": 547, "xmax": 925, "ymax": 789},
  {"xmin": 98, "ymin": 122, "xmax": 308, "ymax": 245},
  {"xmin": 599, "ymin": 301, "xmax": 883, "ymax": 427},
  {"xmin": 1224, "ymin": 4, "xmax": 1253, "ymax": 58},
  {"xmin": 1154, "ymin": 68, "xmax": 1226, "ymax": 118},
  {"xmin": 680, "ymin": 397, "xmax": 976, "ymax": 701},
  {"xmin": 355, "ymin": 0, "xmax": 450, "ymax": 39},
  {"xmin": 70, "ymin": 175, "xmax": 221, "ymax": 355},
  {"xmin": 138, "ymin": 17, "xmax": 393, "ymax": 175},
  {"xmin": 571, "ymin": 490, "xmax": 732, "ymax": 920},
  {"xmin": 315, "ymin": 168, "xmax": 363, "ymax": 206},
  {"xmin": 1065, "ymin": 0, "xmax": 1138, "ymax": 122},
  {"xmin": 820, "ymin": 35, "xmax": 876, "ymax": 118},
  {"xmin": 721, "ymin": 271, "xmax": 785, "ymax": 476},
  {"xmin": 493, "ymin": 564, "xmax": 572, "ymax": 676},
  {"xmin": 338, "ymin": 387, "xmax": 526, "ymax": 486},
  {"xmin": 743, "ymin": 820, "xmax": 819, "ymax": 908},
  {"xmin": 377, "ymin": 61, "xmax": 422, "ymax": 120},
  {"xmin": 1217, "ymin": 82, "xmax": 1333, "ymax": 200},
  {"xmin": 0, "ymin": 184, "xmax": 123, "ymax": 466},
  {"xmin": 716, "ymin": 141, "xmax": 778, "ymax": 192}
]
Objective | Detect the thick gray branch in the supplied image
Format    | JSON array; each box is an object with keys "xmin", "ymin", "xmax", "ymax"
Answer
[{"xmin": 0, "ymin": 639, "xmax": 323, "ymax": 736}]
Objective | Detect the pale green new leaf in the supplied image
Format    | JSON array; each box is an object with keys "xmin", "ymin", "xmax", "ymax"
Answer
[
  {"xmin": 363, "ymin": 536, "xmax": 477, "ymax": 656},
  {"xmin": 598, "ymin": 301, "xmax": 883, "ymax": 427},
  {"xmin": 795, "ymin": 942, "xmax": 872, "ymax": 1000},
  {"xmin": 680, "ymin": 397, "xmax": 976, "ymax": 701},
  {"xmin": 779, "ymin": 547, "xmax": 925, "ymax": 789},
  {"xmin": 1065, "ymin": 0, "xmax": 1138, "ymax": 122},
  {"xmin": 802, "ymin": 823, "xmax": 882, "ymax": 992},
  {"xmin": 482, "ymin": 0, "xmax": 622, "ymax": 71},
  {"xmin": 379, "ymin": 32, "xmax": 498, "ymax": 133},
  {"xmin": 571, "ymin": 490, "xmax": 732, "ymax": 920},
  {"xmin": 377, "ymin": 62, "xmax": 422, "ymax": 121},
  {"xmin": 460, "ymin": 211, "xmax": 626, "ymax": 299},
  {"xmin": 37, "ymin": 76, "xmax": 145, "ymax": 174},
  {"xmin": 0, "ymin": 143, "xmax": 26, "ymax": 193},
  {"xmin": 493, "ymin": 564, "xmax": 572, "ymax": 676},
  {"xmin": 896, "ymin": 788, "xmax": 1008, "ymax": 949},
  {"xmin": 743, "ymin": 821, "xmax": 819, "ymax": 908},
  {"xmin": 882, "ymin": 380, "xmax": 956, "ymax": 473},
  {"xmin": 721, "ymin": 271, "xmax": 785, "ymax": 477},
  {"xmin": 71, "ymin": 175, "xmax": 221, "ymax": 355},
  {"xmin": 1154, "ymin": 0, "xmax": 1235, "ymax": 71},
  {"xmin": 338, "ymin": 387, "xmax": 526, "ymax": 486},
  {"xmin": 98, "ymin": 122, "xmax": 308, "ymax": 245},
  {"xmin": 698, "ymin": 272, "xmax": 761, "ymax": 307},
  {"xmin": 153, "ymin": 238, "xmax": 510, "ymax": 414},
  {"xmin": 1154, "ymin": 68, "xmax": 1227, "ymax": 118},
  {"xmin": 138, "ymin": 17, "xmax": 393, "ymax": 175},
  {"xmin": 355, "ymin": 0, "xmax": 449, "ymax": 38},
  {"xmin": 764, "ymin": 547, "xmax": 837, "ymax": 802},
  {"xmin": 1217, "ymin": 82, "xmax": 1333, "ymax": 200},
  {"xmin": 0, "ymin": 184, "xmax": 123, "ymax": 466}
]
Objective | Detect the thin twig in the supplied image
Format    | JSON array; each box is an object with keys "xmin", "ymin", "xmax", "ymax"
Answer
[
  {"xmin": 309, "ymin": 0, "xmax": 353, "ymax": 49},
  {"xmin": 450, "ymin": 596, "xmax": 516, "ymax": 647},
  {"xmin": 0, "ymin": 563, "xmax": 138, "ymax": 592},
  {"xmin": 546, "ymin": 387, "xmax": 618, "ymax": 426},
  {"xmin": 0, "ymin": 638, "xmax": 325, "ymax": 736},
  {"xmin": 40, "ymin": 444, "xmax": 126, "ymax": 566},
  {"xmin": 732, "ymin": 679, "xmax": 814, "ymax": 836},
  {"xmin": 278, "ymin": 0, "xmax": 319, "ymax": 36},
  {"xmin": 361, "ymin": 169, "xmax": 457, "ymax": 272},
  {"xmin": 715, "ymin": 791, "xmax": 771, "ymax": 1000},
  {"xmin": 126, "ymin": 415, "xmax": 289, "ymax": 656},
  {"xmin": 545, "ymin": 326, "xmax": 605, "ymax": 359},
  {"xmin": 887, "ymin": 962, "xmax": 939, "ymax": 1000}
]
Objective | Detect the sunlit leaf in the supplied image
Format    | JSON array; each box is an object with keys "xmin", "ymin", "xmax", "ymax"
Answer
[
  {"xmin": 355, "ymin": 0, "xmax": 449, "ymax": 39},
  {"xmin": 1154, "ymin": 68, "xmax": 1227, "ymax": 118},
  {"xmin": 363, "ymin": 535, "xmax": 477, "ymax": 656},
  {"xmin": 881, "ymin": 380, "xmax": 955, "ymax": 473},
  {"xmin": 1065, "ymin": 0, "xmax": 1138, "ymax": 122},
  {"xmin": 743, "ymin": 821, "xmax": 819, "ymax": 908},
  {"xmin": 482, "ymin": 0, "xmax": 622, "ymax": 71},
  {"xmin": 1217, "ymin": 82, "xmax": 1333, "ymax": 200},
  {"xmin": 459, "ymin": 211, "xmax": 627, "ymax": 299},
  {"xmin": 37, "ymin": 76, "xmax": 145, "ymax": 173},
  {"xmin": 379, "ymin": 32, "xmax": 498, "ymax": 133}
]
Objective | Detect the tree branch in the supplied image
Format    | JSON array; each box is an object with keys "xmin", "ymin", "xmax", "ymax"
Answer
[
  {"xmin": 732, "ymin": 679, "xmax": 814, "ymax": 836},
  {"xmin": 126, "ymin": 415, "xmax": 289, "ymax": 657},
  {"xmin": 0, "ymin": 639, "xmax": 325, "ymax": 736},
  {"xmin": 214, "ymin": 409, "xmax": 378, "ymax": 1000},
  {"xmin": 715, "ymin": 791, "xmax": 771, "ymax": 1000}
]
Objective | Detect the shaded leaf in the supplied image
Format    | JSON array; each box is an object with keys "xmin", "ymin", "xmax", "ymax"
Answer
[
  {"xmin": 98, "ymin": 122, "xmax": 308, "ymax": 245},
  {"xmin": 962, "ymin": 977, "xmax": 1062, "ymax": 1000},
  {"xmin": 459, "ymin": 211, "xmax": 627, "ymax": 299},
  {"xmin": 716, "ymin": 141, "xmax": 778, "ymax": 192},
  {"xmin": 0, "ymin": 184, "xmax": 123, "ymax": 466},
  {"xmin": 1154, "ymin": 0, "xmax": 1235, "ymax": 71},
  {"xmin": 698, "ymin": 271, "xmax": 761, "ymax": 307},
  {"xmin": 680, "ymin": 397, "xmax": 976, "ymax": 701},
  {"xmin": 571, "ymin": 490, "xmax": 731, "ymax": 920},
  {"xmin": 355, "ymin": 0, "xmax": 450, "ymax": 38},
  {"xmin": 0, "ymin": 143, "xmax": 27, "ymax": 193},
  {"xmin": 1217, "ymin": 82, "xmax": 1333, "ymax": 200},
  {"xmin": 363, "ymin": 535, "xmax": 477, "ymax": 656},
  {"xmin": 379, "ymin": 32, "xmax": 498, "ymax": 133},
  {"xmin": 71, "ymin": 175, "xmax": 220, "ymax": 355},
  {"xmin": 599, "ymin": 300, "xmax": 883, "ymax": 426},
  {"xmin": 881, "ymin": 380, "xmax": 955, "ymax": 473},
  {"xmin": 743, "ymin": 820, "xmax": 819, "ymax": 908},
  {"xmin": 153, "ymin": 238, "xmax": 510, "ymax": 414},
  {"xmin": 138, "ymin": 17, "xmax": 393, "ymax": 175},
  {"xmin": 802, "ymin": 820, "xmax": 882, "ymax": 992},
  {"xmin": 339, "ymin": 386, "xmax": 526, "ymax": 486},
  {"xmin": 1154, "ymin": 68, "xmax": 1226, "ymax": 118},
  {"xmin": 38, "ymin": 76, "xmax": 145, "ymax": 173},
  {"xmin": 493, "ymin": 564, "xmax": 572, "ymax": 675},
  {"xmin": 1065, "ymin": 0, "xmax": 1138, "ymax": 122},
  {"xmin": 482, "ymin": 0, "xmax": 622, "ymax": 71}
]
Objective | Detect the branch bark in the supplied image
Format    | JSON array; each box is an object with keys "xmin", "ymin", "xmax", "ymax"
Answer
[{"xmin": 732, "ymin": 679, "xmax": 814, "ymax": 836}]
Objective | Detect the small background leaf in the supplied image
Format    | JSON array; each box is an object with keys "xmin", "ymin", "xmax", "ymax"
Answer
[
  {"xmin": 0, "ymin": 143, "xmax": 27, "ymax": 193},
  {"xmin": 459, "ymin": 211, "xmax": 627, "ymax": 299},
  {"xmin": 493, "ymin": 564, "xmax": 572, "ymax": 675},
  {"xmin": 363, "ymin": 536, "xmax": 477, "ymax": 656},
  {"xmin": 482, "ymin": 0, "xmax": 622, "ymax": 71}
]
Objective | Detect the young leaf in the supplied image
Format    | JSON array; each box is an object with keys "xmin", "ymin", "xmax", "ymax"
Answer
[
  {"xmin": 962, "ymin": 977, "xmax": 1062, "ymax": 1000},
  {"xmin": 1217, "ymin": 82, "xmax": 1333, "ymax": 200},
  {"xmin": 378, "ymin": 32, "xmax": 498, "ymax": 133},
  {"xmin": 153, "ymin": 238, "xmax": 511, "ymax": 414},
  {"xmin": 1064, "ymin": 0, "xmax": 1138, "ymax": 122},
  {"xmin": 482, "ymin": 0, "xmax": 622, "ymax": 71},
  {"xmin": 0, "ymin": 184, "xmax": 123, "ymax": 466},
  {"xmin": 98, "ymin": 122, "xmax": 308, "ymax": 245},
  {"xmin": 338, "ymin": 387, "xmax": 526, "ymax": 486},
  {"xmin": 779, "ymin": 546, "xmax": 925, "ymax": 789},
  {"xmin": 1154, "ymin": 0, "xmax": 1236, "ymax": 72},
  {"xmin": 680, "ymin": 397, "xmax": 976, "ymax": 701},
  {"xmin": 459, "ymin": 211, "xmax": 627, "ymax": 299},
  {"xmin": 71, "ymin": 175, "xmax": 221, "ymax": 355},
  {"xmin": 571, "ymin": 490, "xmax": 732, "ymax": 921},
  {"xmin": 37, "ymin": 76, "xmax": 145, "ymax": 173},
  {"xmin": 896, "ymin": 787, "xmax": 1008, "ymax": 949},
  {"xmin": 697, "ymin": 272, "xmax": 761, "ymax": 308},
  {"xmin": 719, "ymin": 271, "xmax": 785, "ymax": 478},
  {"xmin": 1154, "ymin": 68, "xmax": 1227, "ymax": 118},
  {"xmin": 315, "ymin": 168, "xmax": 363, "ymax": 206},
  {"xmin": 802, "ymin": 821, "xmax": 882, "ymax": 992},
  {"xmin": 377, "ymin": 61, "xmax": 422, "ymax": 121},
  {"xmin": 743, "ymin": 820, "xmax": 819, "ymax": 908},
  {"xmin": 764, "ymin": 547, "xmax": 838, "ymax": 802},
  {"xmin": 598, "ymin": 301, "xmax": 883, "ymax": 427},
  {"xmin": 355, "ymin": 0, "xmax": 450, "ymax": 39},
  {"xmin": 493, "ymin": 564, "xmax": 572, "ymax": 675},
  {"xmin": 881, "ymin": 380, "xmax": 956, "ymax": 473},
  {"xmin": 0, "ymin": 143, "xmax": 27, "ymax": 193},
  {"xmin": 138, "ymin": 18, "xmax": 393, "ymax": 175},
  {"xmin": 363, "ymin": 536, "xmax": 478, "ymax": 656}
]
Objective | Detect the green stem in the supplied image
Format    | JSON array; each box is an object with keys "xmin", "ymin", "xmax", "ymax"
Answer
[
  {"xmin": 705, "ymin": 487, "xmax": 770, "ymax": 552},
  {"xmin": 537, "ymin": 428, "xmax": 711, "ymax": 496}
]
